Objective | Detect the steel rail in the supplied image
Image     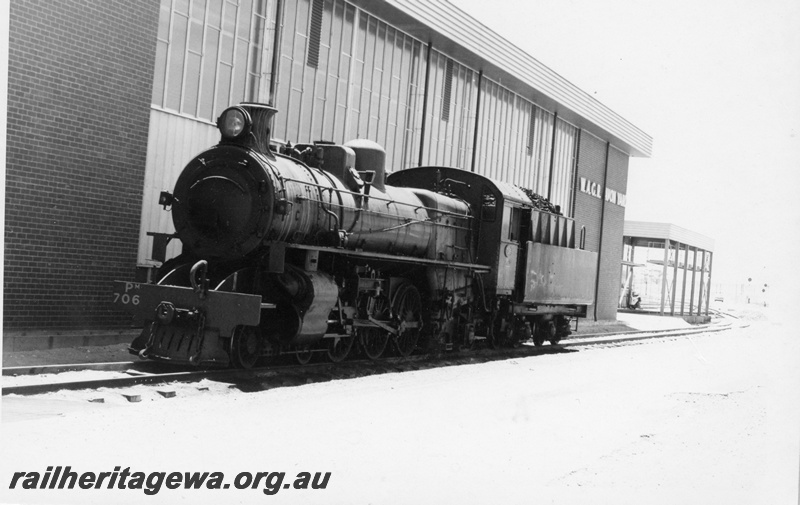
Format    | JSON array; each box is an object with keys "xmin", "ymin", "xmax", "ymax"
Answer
[
  {"xmin": 2, "ymin": 368, "xmax": 245, "ymax": 397},
  {"xmin": 3, "ymin": 361, "xmax": 139, "ymax": 376},
  {"xmin": 2, "ymin": 320, "xmax": 744, "ymax": 397}
]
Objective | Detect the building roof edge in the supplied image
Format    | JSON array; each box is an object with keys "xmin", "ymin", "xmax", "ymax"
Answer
[{"xmin": 372, "ymin": 0, "xmax": 653, "ymax": 158}]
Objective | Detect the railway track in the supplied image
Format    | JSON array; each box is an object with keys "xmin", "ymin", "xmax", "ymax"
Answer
[
  {"xmin": 3, "ymin": 318, "xmax": 742, "ymax": 398},
  {"xmin": 2, "ymin": 346, "xmax": 565, "ymax": 397}
]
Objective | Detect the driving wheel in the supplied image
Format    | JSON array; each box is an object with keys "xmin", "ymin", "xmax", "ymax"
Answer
[{"xmin": 392, "ymin": 283, "xmax": 422, "ymax": 357}]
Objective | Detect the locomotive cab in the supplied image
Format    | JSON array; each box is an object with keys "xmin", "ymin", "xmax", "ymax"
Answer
[{"xmin": 496, "ymin": 202, "xmax": 524, "ymax": 296}]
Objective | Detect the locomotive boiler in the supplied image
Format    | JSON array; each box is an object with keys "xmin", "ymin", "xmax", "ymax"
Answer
[{"xmin": 113, "ymin": 102, "xmax": 597, "ymax": 368}]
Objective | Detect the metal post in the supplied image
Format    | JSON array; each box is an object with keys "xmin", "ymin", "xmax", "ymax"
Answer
[
  {"xmin": 619, "ymin": 238, "xmax": 630, "ymax": 308},
  {"xmin": 266, "ymin": 0, "xmax": 284, "ymax": 106},
  {"xmin": 704, "ymin": 252, "xmax": 713, "ymax": 315},
  {"xmin": 417, "ymin": 41, "xmax": 433, "ymax": 167},
  {"xmin": 570, "ymin": 130, "xmax": 582, "ymax": 217},
  {"xmin": 689, "ymin": 247, "xmax": 698, "ymax": 315},
  {"xmin": 547, "ymin": 113, "xmax": 559, "ymax": 199},
  {"xmin": 698, "ymin": 250, "xmax": 707, "ymax": 316},
  {"xmin": 470, "ymin": 71, "xmax": 483, "ymax": 172},
  {"xmin": 670, "ymin": 241, "xmax": 680, "ymax": 315},
  {"xmin": 342, "ymin": 7, "xmax": 360, "ymax": 141},
  {"xmin": 659, "ymin": 239, "xmax": 669, "ymax": 315},
  {"xmin": 630, "ymin": 242, "xmax": 636, "ymax": 306},
  {"xmin": 680, "ymin": 243, "xmax": 689, "ymax": 316}
]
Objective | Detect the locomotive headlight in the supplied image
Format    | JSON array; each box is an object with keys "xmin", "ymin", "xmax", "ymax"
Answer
[{"xmin": 217, "ymin": 107, "xmax": 251, "ymax": 140}]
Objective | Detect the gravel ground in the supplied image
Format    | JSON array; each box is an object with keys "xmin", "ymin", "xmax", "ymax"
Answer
[{"xmin": 1, "ymin": 303, "xmax": 793, "ymax": 505}]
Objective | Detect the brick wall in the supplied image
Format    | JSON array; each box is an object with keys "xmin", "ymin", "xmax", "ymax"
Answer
[
  {"xmin": 573, "ymin": 131, "xmax": 630, "ymax": 320},
  {"xmin": 573, "ymin": 132, "xmax": 606, "ymax": 253},
  {"xmin": 597, "ymin": 146, "xmax": 629, "ymax": 320},
  {"xmin": 5, "ymin": 0, "xmax": 159, "ymax": 331}
]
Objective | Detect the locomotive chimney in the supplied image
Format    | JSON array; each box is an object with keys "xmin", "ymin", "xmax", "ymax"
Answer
[
  {"xmin": 239, "ymin": 102, "xmax": 277, "ymax": 157},
  {"xmin": 344, "ymin": 139, "xmax": 386, "ymax": 192}
]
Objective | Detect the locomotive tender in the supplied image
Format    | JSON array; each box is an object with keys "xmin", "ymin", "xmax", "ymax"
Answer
[{"xmin": 113, "ymin": 103, "xmax": 598, "ymax": 368}]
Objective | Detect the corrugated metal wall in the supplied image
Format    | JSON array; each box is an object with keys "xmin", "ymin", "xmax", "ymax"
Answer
[
  {"xmin": 472, "ymin": 77, "xmax": 577, "ymax": 215},
  {"xmin": 474, "ymin": 79, "xmax": 555, "ymax": 195},
  {"xmin": 151, "ymin": 0, "xmax": 269, "ymax": 124},
  {"xmin": 138, "ymin": 111, "xmax": 219, "ymax": 265},
  {"xmin": 549, "ymin": 118, "xmax": 579, "ymax": 213},
  {"xmin": 272, "ymin": 0, "xmax": 427, "ymax": 172},
  {"xmin": 347, "ymin": 9, "xmax": 427, "ymax": 171},
  {"xmin": 420, "ymin": 51, "xmax": 478, "ymax": 170},
  {"xmin": 273, "ymin": 0, "xmax": 352, "ymax": 144},
  {"xmin": 385, "ymin": 0, "xmax": 652, "ymax": 158},
  {"xmin": 139, "ymin": 0, "xmax": 274, "ymax": 265},
  {"xmin": 138, "ymin": 0, "xmax": 591, "ymax": 264}
]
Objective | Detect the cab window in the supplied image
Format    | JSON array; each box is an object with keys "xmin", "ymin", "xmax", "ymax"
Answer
[
  {"xmin": 508, "ymin": 206, "xmax": 522, "ymax": 242},
  {"xmin": 480, "ymin": 186, "xmax": 497, "ymax": 221}
]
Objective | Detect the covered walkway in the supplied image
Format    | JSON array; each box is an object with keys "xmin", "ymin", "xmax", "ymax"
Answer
[{"xmin": 620, "ymin": 222, "xmax": 714, "ymax": 321}]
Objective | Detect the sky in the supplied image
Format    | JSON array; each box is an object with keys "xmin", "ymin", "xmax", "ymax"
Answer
[{"xmin": 449, "ymin": 0, "xmax": 800, "ymax": 293}]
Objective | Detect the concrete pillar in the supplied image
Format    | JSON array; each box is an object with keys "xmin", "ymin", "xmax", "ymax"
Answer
[
  {"xmin": 670, "ymin": 241, "xmax": 680, "ymax": 316},
  {"xmin": 698, "ymin": 250, "xmax": 707, "ymax": 316},
  {"xmin": 689, "ymin": 247, "xmax": 698, "ymax": 315},
  {"xmin": 704, "ymin": 252, "xmax": 713, "ymax": 315},
  {"xmin": 659, "ymin": 239, "xmax": 669, "ymax": 315},
  {"xmin": 680, "ymin": 243, "xmax": 689, "ymax": 316}
]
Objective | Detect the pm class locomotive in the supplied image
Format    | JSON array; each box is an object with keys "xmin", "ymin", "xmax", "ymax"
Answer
[{"xmin": 112, "ymin": 102, "xmax": 598, "ymax": 368}]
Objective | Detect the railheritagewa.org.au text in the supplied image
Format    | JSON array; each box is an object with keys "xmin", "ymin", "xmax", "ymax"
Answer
[{"xmin": 9, "ymin": 466, "xmax": 331, "ymax": 496}]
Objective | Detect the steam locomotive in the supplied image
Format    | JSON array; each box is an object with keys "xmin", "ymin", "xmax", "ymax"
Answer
[{"xmin": 113, "ymin": 103, "xmax": 597, "ymax": 368}]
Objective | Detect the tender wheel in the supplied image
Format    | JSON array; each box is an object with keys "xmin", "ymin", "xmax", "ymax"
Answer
[
  {"xmin": 489, "ymin": 313, "xmax": 505, "ymax": 349},
  {"xmin": 295, "ymin": 345, "xmax": 314, "ymax": 365},
  {"xmin": 550, "ymin": 316, "xmax": 571, "ymax": 345},
  {"xmin": 327, "ymin": 335, "xmax": 354, "ymax": 362},
  {"xmin": 359, "ymin": 327, "xmax": 388, "ymax": 360},
  {"xmin": 392, "ymin": 283, "xmax": 422, "ymax": 357},
  {"xmin": 230, "ymin": 326, "xmax": 261, "ymax": 369},
  {"xmin": 492, "ymin": 319, "xmax": 523, "ymax": 348},
  {"xmin": 534, "ymin": 320, "xmax": 555, "ymax": 347}
]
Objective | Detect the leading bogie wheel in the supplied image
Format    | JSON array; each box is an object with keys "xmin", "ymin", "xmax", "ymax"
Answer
[
  {"xmin": 327, "ymin": 334, "xmax": 355, "ymax": 362},
  {"xmin": 295, "ymin": 345, "xmax": 314, "ymax": 365}
]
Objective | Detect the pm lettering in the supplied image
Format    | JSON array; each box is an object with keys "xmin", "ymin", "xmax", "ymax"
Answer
[
  {"xmin": 124, "ymin": 282, "xmax": 141, "ymax": 292},
  {"xmin": 114, "ymin": 283, "xmax": 141, "ymax": 305}
]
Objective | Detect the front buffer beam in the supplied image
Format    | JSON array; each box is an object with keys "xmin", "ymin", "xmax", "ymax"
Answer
[{"xmin": 112, "ymin": 281, "xmax": 262, "ymax": 366}]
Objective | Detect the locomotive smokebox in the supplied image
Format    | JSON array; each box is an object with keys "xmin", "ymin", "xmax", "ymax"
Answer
[
  {"xmin": 171, "ymin": 144, "xmax": 276, "ymax": 259},
  {"xmin": 345, "ymin": 139, "xmax": 386, "ymax": 191}
]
